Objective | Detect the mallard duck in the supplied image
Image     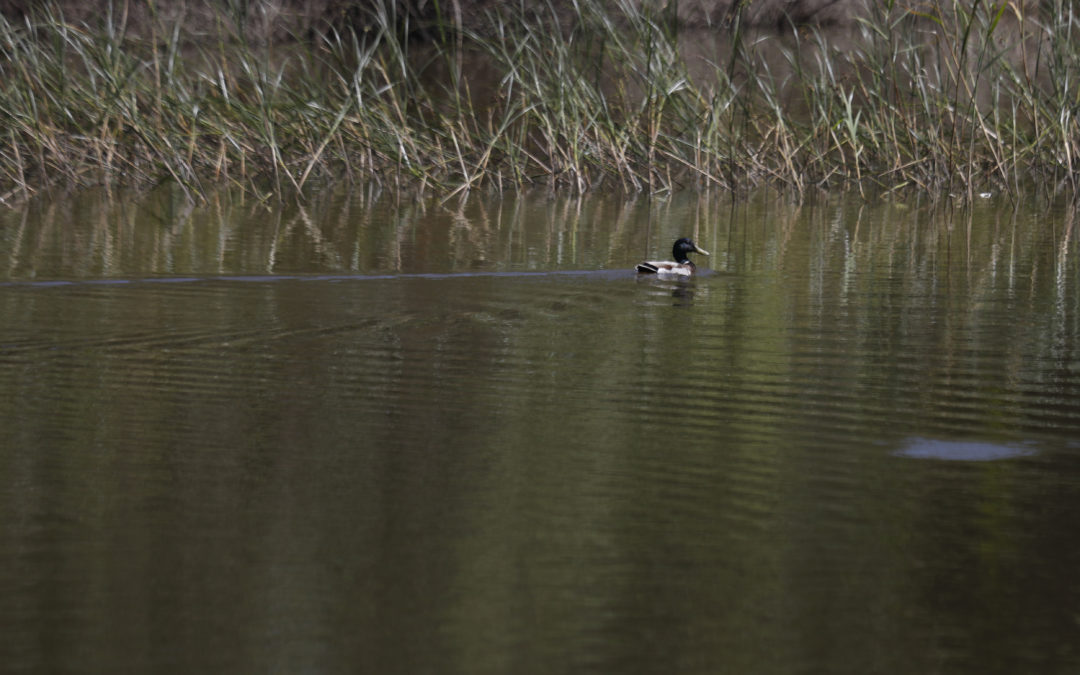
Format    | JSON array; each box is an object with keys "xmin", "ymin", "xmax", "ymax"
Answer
[{"xmin": 635, "ymin": 237, "xmax": 710, "ymax": 277}]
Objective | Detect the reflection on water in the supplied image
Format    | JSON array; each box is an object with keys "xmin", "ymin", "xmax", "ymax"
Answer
[
  {"xmin": 2, "ymin": 187, "xmax": 1080, "ymax": 673},
  {"xmin": 895, "ymin": 438, "xmax": 1039, "ymax": 461}
]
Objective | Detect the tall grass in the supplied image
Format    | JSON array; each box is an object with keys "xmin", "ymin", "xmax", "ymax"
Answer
[{"xmin": 0, "ymin": 0, "xmax": 1078, "ymax": 204}]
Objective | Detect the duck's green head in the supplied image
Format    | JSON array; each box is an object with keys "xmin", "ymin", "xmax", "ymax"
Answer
[{"xmin": 673, "ymin": 238, "xmax": 710, "ymax": 263}]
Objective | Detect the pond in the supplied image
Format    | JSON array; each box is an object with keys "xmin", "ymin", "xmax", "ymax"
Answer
[{"xmin": 2, "ymin": 186, "xmax": 1080, "ymax": 673}]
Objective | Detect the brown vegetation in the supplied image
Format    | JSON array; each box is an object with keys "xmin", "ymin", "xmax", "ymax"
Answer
[
  {"xmin": 0, "ymin": 0, "xmax": 1044, "ymax": 41},
  {"xmin": 0, "ymin": 0, "xmax": 1072, "ymax": 204}
]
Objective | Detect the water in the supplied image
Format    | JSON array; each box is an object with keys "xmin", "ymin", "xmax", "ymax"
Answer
[{"xmin": 2, "ymin": 186, "xmax": 1080, "ymax": 673}]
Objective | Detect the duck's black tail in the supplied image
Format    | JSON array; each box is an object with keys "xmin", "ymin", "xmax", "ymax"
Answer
[{"xmin": 635, "ymin": 262, "xmax": 659, "ymax": 274}]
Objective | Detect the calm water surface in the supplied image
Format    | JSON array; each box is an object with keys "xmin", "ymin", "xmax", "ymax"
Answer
[{"xmin": 2, "ymin": 187, "xmax": 1080, "ymax": 673}]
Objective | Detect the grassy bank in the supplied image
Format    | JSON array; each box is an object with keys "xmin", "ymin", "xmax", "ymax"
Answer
[{"xmin": 0, "ymin": 1, "xmax": 1077, "ymax": 204}]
